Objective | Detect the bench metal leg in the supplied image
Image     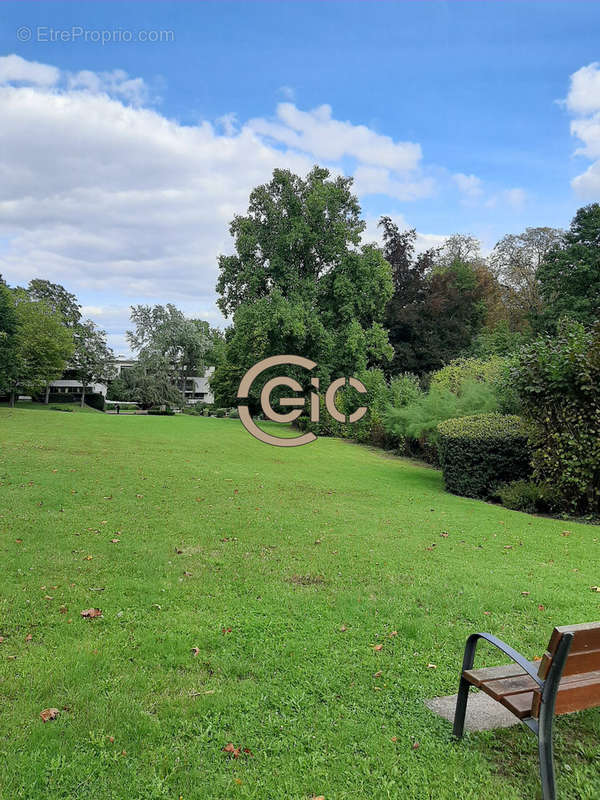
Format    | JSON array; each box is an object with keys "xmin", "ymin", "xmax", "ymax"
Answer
[
  {"xmin": 453, "ymin": 676, "xmax": 471, "ymax": 738},
  {"xmin": 538, "ymin": 713, "xmax": 556, "ymax": 800}
]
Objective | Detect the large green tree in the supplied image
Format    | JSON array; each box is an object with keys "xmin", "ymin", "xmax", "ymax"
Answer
[
  {"xmin": 7, "ymin": 295, "xmax": 74, "ymax": 407},
  {"xmin": 26, "ymin": 279, "xmax": 82, "ymax": 329},
  {"xmin": 382, "ymin": 220, "xmax": 489, "ymax": 375},
  {"xmin": 0, "ymin": 283, "xmax": 18, "ymax": 396},
  {"xmin": 536, "ymin": 204, "xmax": 600, "ymax": 330},
  {"xmin": 213, "ymin": 167, "xmax": 393, "ymax": 406},
  {"xmin": 127, "ymin": 304, "xmax": 210, "ymax": 399},
  {"xmin": 491, "ymin": 227, "xmax": 564, "ymax": 328},
  {"xmin": 70, "ymin": 320, "xmax": 114, "ymax": 408}
]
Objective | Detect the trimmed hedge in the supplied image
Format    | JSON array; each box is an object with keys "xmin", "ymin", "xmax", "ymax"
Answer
[
  {"xmin": 147, "ymin": 408, "xmax": 175, "ymax": 416},
  {"xmin": 85, "ymin": 393, "xmax": 105, "ymax": 412},
  {"xmin": 437, "ymin": 413, "xmax": 532, "ymax": 499}
]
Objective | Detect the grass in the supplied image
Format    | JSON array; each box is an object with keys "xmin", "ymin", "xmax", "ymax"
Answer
[{"xmin": 1, "ymin": 406, "xmax": 599, "ymax": 799}]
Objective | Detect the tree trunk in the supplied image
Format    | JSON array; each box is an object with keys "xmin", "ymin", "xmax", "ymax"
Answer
[
  {"xmin": 44, "ymin": 385, "xmax": 50, "ymax": 404},
  {"xmin": 9, "ymin": 390, "xmax": 15, "ymax": 407},
  {"xmin": 80, "ymin": 385, "xmax": 86, "ymax": 408}
]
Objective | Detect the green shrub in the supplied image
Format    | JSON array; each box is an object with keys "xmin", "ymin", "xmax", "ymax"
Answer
[
  {"xmin": 147, "ymin": 407, "xmax": 175, "ymax": 416},
  {"xmin": 498, "ymin": 479, "xmax": 552, "ymax": 514},
  {"xmin": 430, "ymin": 355, "xmax": 520, "ymax": 414},
  {"xmin": 85, "ymin": 393, "xmax": 105, "ymax": 412},
  {"xmin": 437, "ymin": 413, "xmax": 532, "ymax": 499},
  {"xmin": 214, "ymin": 408, "xmax": 228, "ymax": 418},
  {"xmin": 228, "ymin": 408, "xmax": 240, "ymax": 419},
  {"xmin": 384, "ymin": 380, "xmax": 499, "ymax": 446},
  {"xmin": 511, "ymin": 320, "xmax": 600, "ymax": 515}
]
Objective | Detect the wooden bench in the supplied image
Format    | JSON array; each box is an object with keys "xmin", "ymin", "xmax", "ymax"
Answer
[{"xmin": 453, "ymin": 623, "xmax": 600, "ymax": 800}]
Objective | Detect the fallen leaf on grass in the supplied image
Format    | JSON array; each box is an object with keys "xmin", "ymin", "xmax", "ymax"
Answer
[
  {"xmin": 191, "ymin": 647, "xmax": 200, "ymax": 657},
  {"xmin": 40, "ymin": 708, "xmax": 59, "ymax": 722},
  {"xmin": 111, "ymin": 539, "xmax": 120, "ymax": 544},
  {"xmin": 174, "ymin": 548, "xmax": 183, "ymax": 554},
  {"xmin": 427, "ymin": 663, "xmax": 437, "ymax": 669},
  {"xmin": 222, "ymin": 627, "xmax": 233, "ymax": 634},
  {"xmin": 80, "ymin": 608, "xmax": 102, "ymax": 618},
  {"xmin": 538, "ymin": 605, "xmax": 546, "ymax": 611},
  {"xmin": 25, "ymin": 634, "xmax": 32, "ymax": 642},
  {"xmin": 591, "ymin": 586, "xmax": 600, "ymax": 593},
  {"xmin": 521, "ymin": 591, "xmax": 530, "ymax": 596},
  {"xmin": 0, "ymin": 637, "xmax": 4, "ymax": 643},
  {"xmin": 389, "ymin": 631, "xmax": 398, "ymax": 637},
  {"xmin": 374, "ymin": 670, "xmax": 383, "ymax": 678},
  {"xmin": 339, "ymin": 624, "xmax": 347, "ymax": 632},
  {"xmin": 373, "ymin": 644, "xmax": 383, "ymax": 651},
  {"xmin": 440, "ymin": 532, "xmax": 449, "ymax": 538},
  {"xmin": 412, "ymin": 741, "xmax": 420, "ymax": 750},
  {"xmin": 391, "ymin": 736, "xmax": 397, "ymax": 742},
  {"xmin": 223, "ymin": 743, "xmax": 241, "ymax": 758}
]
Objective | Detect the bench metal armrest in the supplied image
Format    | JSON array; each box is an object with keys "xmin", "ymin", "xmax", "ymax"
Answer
[{"xmin": 461, "ymin": 632, "xmax": 544, "ymax": 687}]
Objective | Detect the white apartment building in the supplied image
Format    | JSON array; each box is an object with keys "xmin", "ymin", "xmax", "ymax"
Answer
[{"xmin": 49, "ymin": 359, "xmax": 215, "ymax": 405}]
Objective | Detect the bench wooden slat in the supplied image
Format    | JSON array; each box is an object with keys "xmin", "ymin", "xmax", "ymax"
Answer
[
  {"xmin": 538, "ymin": 648, "xmax": 600, "ymax": 679},
  {"xmin": 500, "ymin": 690, "xmax": 535, "ymax": 719},
  {"xmin": 480, "ymin": 674, "xmax": 539, "ymax": 700},
  {"xmin": 532, "ymin": 669, "xmax": 600, "ymax": 717},
  {"xmin": 547, "ymin": 622, "xmax": 600, "ymax": 658},
  {"xmin": 462, "ymin": 662, "xmax": 528, "ymax": 687}
]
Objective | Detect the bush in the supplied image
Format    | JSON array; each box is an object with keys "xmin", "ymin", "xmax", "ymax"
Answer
[
  {"xmin": 430, "ymin": 355, "xmax": 520, "ymax": 414},
  {"xmin": 296, "ymin": 369, "xmax": 418, "ymax": 452},
  {"xmin": 511, "ymin": 320, "xmax": 600, "ymax": 515},
  {"xmin": 383, "ymin": 380, "xmax": 499, "ymax": 447},
  {"xmin": 228, "ymin": 408, "xmax": 240, "ymax": 419},
  {"xmin": 85, "ymin": 392, "xmax": 105, "ymax": 412},
  {"xmin": 498, "ymin": 479, "xmax": 552, "ymax": 514},
  {"xmin": 437, "ymin": 413, "xmax": 532, "ymax": 499},
  {"xmin": 214, "ymin": 408, "xmax": 228, "ymax": 418},
  {"xmin": 147, "ymin": 407, "xmax": 175, "ymax": 416}
]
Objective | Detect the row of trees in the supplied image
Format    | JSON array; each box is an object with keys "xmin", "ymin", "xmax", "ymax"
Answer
[
  {"xmin": 210, "ymin": 167, "xmax": 599, "ymax": 408},
  {"xmin": 0, "ymin": 278, "xmax": 113, "ymax": 407}
]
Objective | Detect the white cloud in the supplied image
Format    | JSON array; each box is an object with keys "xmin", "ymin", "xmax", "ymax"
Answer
[
  {"xmin": 566, "ymin": 62, "xmax": 600, "ymax": 115},
  {"xmin": 453, "ymin": 172, "xmax": 483, "ymax": 199},
  {"xmin": 66, "ymin": 68, "xmax": 151, "ymax": 106},
  {"xmin": 353, "ymin": 165, "xmax": 435, "ymax": 201},
  {"xmin": 249, "ymin": 102, "xmax": 423, "ymax": 172},
  {"xmin": 0, "ymin": 54, "xmax": 59, "ymax": 87},
  {"xmin": 565, "ymin": 62, "xmax": 600, "ymax": 197}
]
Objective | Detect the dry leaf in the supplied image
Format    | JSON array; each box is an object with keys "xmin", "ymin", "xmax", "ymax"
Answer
[
  {"xmin": 339, "ymin": 624, "xmax": 347, "ymax": 632},
  {"xmin": 391, "ymin": 736, "xmax": 397, "ymax": 742},
  {"xmin": 191, "ymin": 647, "xmax": 200, "ymax": 657},
  {"xmin": 412, "ymin": 741, "xmax": 420, "ymax": 750},
  {"xmin": 374, "ymin": 644, "xmax": 383, "ymax": 651},
  {"xmin": 25, "ymin": 633, "xmax": 33, "ymax": 642},
  {"xmin": 40, "ymin": 708, "xmax": 59, "ymax": 722},
  {"xmin": 440, "ymin": 532, "xmax": 449, "ymax": 538},
  {"xmin": 427, "ymin": 663, "xmax": 437, "ymax": 669},
  {"xmin": 591, "ymin": 586, "xmax": 600, "ymax": 593},
  {"xmin": 108, "ymin": 736, "xmax": 115, "ymax": 743},
  {"xmin": 521, "ymin": 591, "xmax": 530, "ymax": 596},
  {"xmin": 111, "ymin": 539, "xmax": 120, "ymax": 544},
  {"xmin": 389, "ymin": 631, "xmax": 398, "ymax": 637},
  {"xmin": 0, "ymin": 637, "xmax": 4, "ymax": 643},
  {"xmin": 538, "ymin": 605, "xmax": 545, "ymax": 611},
  {"xmin": 81, "ymin": 608, "xmax": 102, "ymax": 618},
  {"xmin": 59, "ymin": 605, "xmax": 67, "ymax": 614},
  {"xmin": 374, "ymin": 670, "xmax": 383, "ymax": 678},
  {"xmin": 222, "ymin": 627, "xmax": 233, "ymax": 634},
  {"xmin": 223, "ymin": 743, "xmax": 241, "ymax": 758}
]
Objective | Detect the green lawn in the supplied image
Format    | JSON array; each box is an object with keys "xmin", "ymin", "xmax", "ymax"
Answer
[{"xmin": 1, "ymin": 407, "xmax": 599, "ymax": 799}]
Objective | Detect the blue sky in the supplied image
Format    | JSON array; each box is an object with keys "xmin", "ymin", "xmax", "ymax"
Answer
[{"xmin": 0, "ymin": 1, "xmax": 599, "ymax": 353}]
